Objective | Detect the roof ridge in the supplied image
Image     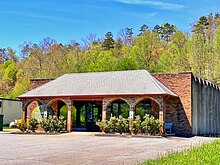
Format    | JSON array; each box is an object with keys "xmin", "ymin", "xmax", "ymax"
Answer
[
  {"xmin": 66, "ymin": 70, "xmax": 145, "ymax": 75},
  {"xmin": 145, "ymin": 71, "xmax": 165, "ymax": 93},
  {"xmin": 146, "ymin": 71, "xmax": 174, "ymax": 95}
]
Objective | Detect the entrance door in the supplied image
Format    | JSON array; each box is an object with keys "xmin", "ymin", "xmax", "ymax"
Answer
[{"xmin": 73, "ymin": 101, "xmax": 102, "ymax": 131}]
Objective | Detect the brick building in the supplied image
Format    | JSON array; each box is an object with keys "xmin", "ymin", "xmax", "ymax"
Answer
[{"xmin": 18, "ymin": 70, "xmax": 220, "ymax": 136}]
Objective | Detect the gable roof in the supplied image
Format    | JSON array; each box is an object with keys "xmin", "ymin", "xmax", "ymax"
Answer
[{"xmin": 18, "ymin": 70, "xmax": 177, "ymax": 98}]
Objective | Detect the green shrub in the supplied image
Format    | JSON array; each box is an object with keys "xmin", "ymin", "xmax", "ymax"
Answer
[
  {"xmin": 41, "ymin": 115, "xmax": 67, "ymax": 133},
  {"xmin": 141, "ymin": 114, "xmax": 163, "ymax": 135},
  {"xmin": 57, "ymin": 115, "xmax": 67, "ymax": 132},
  {"xmin": 96, "ymin": 120, "xmax": 108, "ymax": 133},
  {"xmin": 28, "ymin": 118, "xmax": 38, "ymax": 132},
  {"xmin": 17, "ymin": 121, "xmax": 27, "ymax": 132},
  {"xmin": 133, "ymin": 115, "xmax": 142, "ymax": 133},
  {"xmin": 40, "ymin": 118, "xmax": 50, "ymax": 132},
  {"xmin": 116, "ymin": 115, "xmax": 128, "ymax": 134},
  {"xmin": 107, "ymin": 116, "xmax": 118, "ymax": 133}
]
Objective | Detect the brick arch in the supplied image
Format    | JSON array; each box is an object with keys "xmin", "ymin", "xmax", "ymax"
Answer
[
  {"xmin": 25, "ymin": 99, "xmax": 45, "ymax": 119},
  {"xmin": 132, "ymin": 97, "xmax": 160, "ymax": 108},
  {"xmin": 46, "ymin": 98, "xmax": 69, "ymax": 117},
  {"xmin": 104, "ymin": 97, "xmax": 131, "ymax": 109},
  {"xmin": 132, "ymin": 97, "xmax": 160, "ymax": 119},
  {"xmin": 24, "ymin": 99, "xmax": 45, "ymax": 110},
  {"xmin": 46, "ymin": 98, "xmax": 68, "ymax": 109}
]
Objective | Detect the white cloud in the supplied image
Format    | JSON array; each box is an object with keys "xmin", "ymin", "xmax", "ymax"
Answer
[
  {"xmin": 113, "ymin": 0, "xmax": 184, "ymax": 11},
  {"xmin": 0, "ymin": 10, "xmax": 75, "ymax": 23}
]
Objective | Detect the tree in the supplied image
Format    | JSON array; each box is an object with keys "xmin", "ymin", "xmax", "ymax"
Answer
[
  {"xmin": 213, "ymin": 26, "xmax": 220, "ymax": 84},
  {"xmin": 133, "ymin": 30, "xmax": 163, "ymax": 71},
  {"xmin": 118, "ymin": 28, "xmax": 134, "ymax": 46},
  {"xmin": 192, "ymin": 16, "xmax": 209, "ymax": 34},
  {"xmin": 102, "ymin": 32, "xmax": 114, "ymax": 50},
  {"xmin": 139, "ymin": 24, "xmax": 149, "ymax": 36},
  {"xmin": 153, "ymin": 23, "xmax": 176, "ymax": 42},
  {"xmin": 189, "ymin": 33, "xmax": 208, "ymax": 77}
]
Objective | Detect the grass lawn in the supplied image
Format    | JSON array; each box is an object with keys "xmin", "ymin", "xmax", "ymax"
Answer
[
  {"xmin": 3, "ymin": 125, "xmax": 19, "ymax": 132},
  {"xmin": 142, "ymin": 139, "xmax": 220, "ymax": 164}
]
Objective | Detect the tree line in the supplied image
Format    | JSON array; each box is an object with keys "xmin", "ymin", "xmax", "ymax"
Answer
[{"xmin": 1, "ymin": 13, "xmax": 220, "ymax": 98}]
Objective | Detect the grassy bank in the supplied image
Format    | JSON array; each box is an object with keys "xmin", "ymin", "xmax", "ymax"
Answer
[{"xmin": 142, "ymin": 139, "xmax": 220, "ymax": 164}]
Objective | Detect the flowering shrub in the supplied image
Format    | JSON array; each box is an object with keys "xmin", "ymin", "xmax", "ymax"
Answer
[
  {"xmin": 40, "ymin": 118, "xmax": 50, "ymax": 132},
  {"xmin": 115, "ymin": 115, "xmax": 128, "ymax": 134},
  {"xmin": 141, "ymin": 114, "xmax": 163, "ymax": 135},
  {"xmin": 130, "ymin": 115, "xmax": 142, "ymax": 134},
  {"xmin": 17, "ymin": 120, "xmax": 27, "ymax": 132},
  {"xmin": 96, "ymin": 120, "xmax": 108, "ymax": 133},
  {"xmin": 107, "ymin": 116, "xmax": 118, "ymax": 133},
  {"xmin": 40, "ymin": 115, "xmax": 66, "ymax": 132},
  {"xmin": 96, "ymin": 114, "xmax": 163, "ymax": 135},
  {"xmin": 28, "ymin": 118, "xmax": 38, "ymax": 132}
]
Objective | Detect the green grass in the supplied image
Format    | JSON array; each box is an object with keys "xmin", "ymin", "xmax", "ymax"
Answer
[
  {"xmin": 3, "ymin": 125, "xmax": 15, "ymax": 129},
  {"xmin": 142, "ymin": 139, "xmax": 220, "ymax": 165},
  {"xmin": 3, "ymin": 125, "xmax": 19, "ymax": 132}
]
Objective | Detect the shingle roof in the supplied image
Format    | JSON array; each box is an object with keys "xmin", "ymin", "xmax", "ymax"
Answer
[{"xmin": 18, "ymin": 70, "xmax": 177, "ymax": 98}]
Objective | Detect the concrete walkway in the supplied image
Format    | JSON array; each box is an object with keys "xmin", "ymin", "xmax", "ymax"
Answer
[{"xmin": 0, "ymin": 132, "xmax": 217, "ymax": 165}]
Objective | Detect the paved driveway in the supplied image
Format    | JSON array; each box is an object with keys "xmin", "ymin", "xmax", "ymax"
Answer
[{"xmin": 0, "ymin": 132, "xmax": 217, "ymax": 165}]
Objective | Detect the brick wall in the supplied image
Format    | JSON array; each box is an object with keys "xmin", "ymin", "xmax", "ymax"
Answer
[
  {"xmin": 154, "ymin": 73, "xmax": 192, "ymax": 135},
  {"xmin": 29, "ymin": 78, "xmax": 54, "ymax": 90}
]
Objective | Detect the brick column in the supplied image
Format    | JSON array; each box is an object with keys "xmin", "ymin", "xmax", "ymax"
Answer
[
  {"xmin": 22, "ymin": 109, "xmax": 26, "ymax": 122},
  {"xmin": 129, "ymin": 106, "xmax": 135, "ymax": 134},
  {"xmin": 159, "ymin": 104, "xmax": 165, "ymax": 134},
  {"xmin": 102, "ymin": 101, "xmax": 107, "ymax": 121},
  {"xmin": 66, "ymin": 100, "xmax": 72, "ymax": 132},
  {"xmin": 129, "ymin": 107, "xmax": 134, "ymax": 120},
  {"xmin": 22, "ymin": 102, "xmax": 26, "ymax": 122},
  {"xmin": 155, "ymin": 97, "xmax": 165, "ymax": 134}
]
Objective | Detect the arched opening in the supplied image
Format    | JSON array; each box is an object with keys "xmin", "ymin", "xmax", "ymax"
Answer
[
  {"xmin": 26, "ymin": 100, "xmax": 45, "ymax": 120},
  {"xmin": 106, "ymin": 99, "xmax": 130, "ymax": 120},
  {"xmin": 46, "ymin": 99, "xmax": 68, "ymax": 118},
  {"xmin": 134, "ymin": 98, "xmax": 159, "ymax": 119},
  {"xmin": 73, "ymin": 101, "xmax": 102, "ymax": 131}
]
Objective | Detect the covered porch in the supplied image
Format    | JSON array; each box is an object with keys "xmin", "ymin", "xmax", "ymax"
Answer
[{"xmin": 20, "ymin": 95, "xmax": 166, "ymax": 132}]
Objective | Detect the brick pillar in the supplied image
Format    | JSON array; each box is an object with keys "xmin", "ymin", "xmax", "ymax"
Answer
[
  {"xmin": 22, "ymin": 103, "xmax": 26, "ymax": 122},
  {"xmin": 22, "ymin": 109, "xmax": 26, "ymax": 122},
  {"xmin": 129, "ymin": 107, "xmax": 134, "ymax": 120},
  {"xmin": 102, "ymin": 101, "xmax": 107, "ymax": 121},
  {"xmin": 159, "ymin": 103, "xmax": 166, "ymax": 134},
  {"xmin": 66, "ymin": 100, "xmax": 72, "ymax": 132},
  {"xmin": 129, "ymin": 106, "xmax": 135, "ymax": 134}
]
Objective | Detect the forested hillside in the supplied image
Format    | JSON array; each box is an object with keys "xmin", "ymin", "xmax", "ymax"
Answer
[{"xmin": 1, "ymin": 13, "xmax": 220, "ymax": 98}]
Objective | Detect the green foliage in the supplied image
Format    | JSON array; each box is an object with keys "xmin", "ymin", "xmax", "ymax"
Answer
[
  {"xmin": 97, "ymin": 115, "xmax": 161, "ymax": 135},
  {"xmin": 142, "ymin": 139, "xmax": 220, "ymax": 164},
  {"xmin": 1, "ymin": 14, "xmax": 220, "ymax": 99},
  {"xmin": 60, "ymin": 105, "xmax": 68, "ymax": 120},
  {"xmin": 141, "ymin": 114, "xmax": 163, "ymax": 135},
  {"xmin": 28, "ymin": 118, "xmax": 38, "ymax": 132},
  {"xmin": 40, "ymin": 115, "xmax": 66, "ymax": 132},
  {"xmin": 96, "ymin": 120, "xmax": 108, "ymax": 133},
  {"xmin": 40, "ymin": 118, "xmax": 50, "ymax": 132},
  {"xmin": 115, "ymin": 115, "xmax": 128, "ymax": 134},
  {"xmin": 107, "ymin": 116, "xmax": 118, "ymax": 133},
  {"xmin": 17, "ymin": 121, "xmax": 27, "ymax": 132},
  {"xmin": 102, "ymin": 32, "xmax": 114, "ymax": 50},
  {"xmin": 131, "ymin": 115, "xmax": 142, "ymax": 134}
]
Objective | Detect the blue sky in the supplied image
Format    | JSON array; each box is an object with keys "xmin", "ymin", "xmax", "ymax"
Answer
[{"xmin": 0, "ymin": 0, "xmax": 219, "ymax": 51}]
